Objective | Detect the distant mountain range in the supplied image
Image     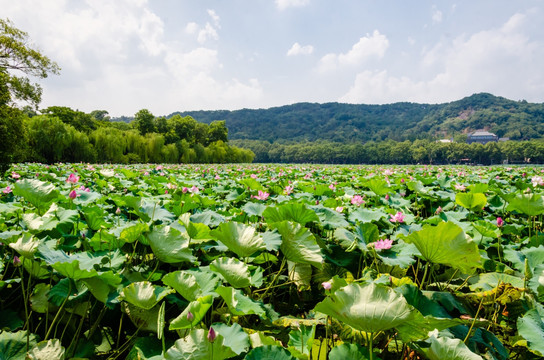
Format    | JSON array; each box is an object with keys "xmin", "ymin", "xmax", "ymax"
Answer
[
  {"xmin": 163, "ymin": 93, "xmax": 544, "ymax": 143},
  {"xmin": 109, "ymin": 93, "xmax": 535, "ymax": 144}
]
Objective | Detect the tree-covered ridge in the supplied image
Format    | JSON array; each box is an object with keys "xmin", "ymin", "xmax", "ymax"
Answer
[{"xmin": 170, "ymin": 93, "xmax": 544, "ymax": 142}]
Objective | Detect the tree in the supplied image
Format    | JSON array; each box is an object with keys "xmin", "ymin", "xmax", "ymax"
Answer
[
  {"xmin": 1, "ymin": 18, "xmax": 60, "ymax": 172},
  {"xmin": 134, "ymin": 109, "xmax": 156, "ymax": 135},
  {"xmin": 1, "ymin": 18, "xmax": 60, "ymax": 106}
]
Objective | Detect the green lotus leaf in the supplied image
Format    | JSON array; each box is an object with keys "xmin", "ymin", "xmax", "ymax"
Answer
[
  {"xmin": 121, "ymin": 281, "xmax": 174, "ymax": 310},
  {"xmin": 329, "ymin": 343, "xmax": 374, "ymax": 360},
  {"xmin": 118, "ymin": 222, "xmax": 149, "ymax": 244},
  {"xmin": 51, "ymin": 260, "xmax": 98, "ymax": 280},
  {"xmin": 22, "ymin": 204, "xmax": 78, "ymax": 233},
  {"xmin": 210, "ymin": 257, "xmax": 254, "ymax": 288},
  {"xmin": 146, "ymin": 225, "xmax": 196, "ymax": 264},
  {"xmin": 73, "ymin": 190, "xmax": 102, "ymax": 206},
  {"xmin": 274, "ymin": 221, "xmax": 323, "ymax": 269},
  {"xmin": 314, "ymin": 282, "xmax": 414, "ymax": 333},
  {"xmin": 122, "ymin": 302, "xmax": 160, "ymax": 333},
  {"xmin": 185, "ymin": 222, "xmax": 211, "ymax": 241},
  {"xmin": 127, "ymin": 337, "xmax": 163, "ymax": 360},
  {"xmin": 517, "ymin": 309, "xmax": 544, "ymax": 356},
  {"xmin": 37, "ymin": 243, "xmax": 126, "ymax": 272},
  {"xmin": 190, "ymin": 210, "xmax": 225, "ymax": 227},
  {"xmin": 30, "ymin": 283, "xmax": 53, "ymax": 313},
  {"xmin": 9, "ymin": 233, "xmax": 41, "ymax": 258},
  {"xmin": 0, "ymin": 331, "xmax": 38, "ymax": 360},
  {"xmin": 366, "ymin": 177, "xmax": 391, "ymax": 196},
  {"xmin": 529, "ymin": 265, "xmax": 544, "ymax": 301},
  {"xmin": 288, "ymin": 324, "xmax": 315, "ymax": 358},
  {"xmin": 0, "ymin": 310, "xmax": 23, "ymax": 331},
  {"xmin": 165, "ymin": 328, "xmax": 236, "ymax": 360},
  {"xmin": 396, "ymin": 313, "xmax": 464, "ymax": 342},
  {"xmin": 504, "ymin": 192, "xmax": 544, "ymax": 216},
  {"xmin": 215, "ymin": 286, "xmax": 268, "ymax": 318},
  {"xmin": 242, "ymin": 202, "xmax": 267, "ymax": 217},
  {"xmin": 335, "ymin": 223, "xmax": 379, "ymax": 252},
  {"xmin": 263, "ymin": 203, "xmax": 319, "ymax": 225},
  {"xmin": 162, "ymin": 269, "xmax": 220, "ymax": 301},
  {"xmin": 210, "ymin": 222, "xmax": 266, "ymax": 258},
  {"xmin": 455, "ymin": 192, "xmax": 487, "ymax": 212},
  {"xmin": 244, "ymin": 346, "xmax": 296, "ymax": 360},
  {"xmin": 504, "ymin": 245, "xmax": 544, "ymax": 273},
  {"xmin": 211, "ymin": 322, "xmax": 250, "ymax": 355},
  {"xmin": 48, "ymin": 278, "xmax": 88, "ymax": 306},
  {"xmin": 468, "ymin": 272, "xmax": 524, "ymax": 291},
  {"xmin": 81, "ymin": 205, "xmax": 110, "ymax": 231},
  {"xmin": 28, "ymin": 339, "xmax": 65, "ymax": 360},
  {"xmin": 288, "ymin": 261, "xmax": 312, "ymax": 289},
  {"xmin": 348, "ymin": 208, "xmax": 388, "ymax": 224},
  {"xmin": 169, "ymin": 295, "xmax": 214, "ymax": 330},
  {"xmin": 426, "ymin": 335, "xmax": 483, "ymax": 360},
  {"xmin": 82, "ymin": 271, "xmax": 123, "ymax": 304},
  {"xmin": 311, "ymin": 205, "xmax": 349, "ymax": 229},
  {"xmin": 12, "ymin": 179, "xmax": 60, "ymax": 215},
  {"xmin": 404, "ymin": 221, "xmax": 481, "ymax": 273}
]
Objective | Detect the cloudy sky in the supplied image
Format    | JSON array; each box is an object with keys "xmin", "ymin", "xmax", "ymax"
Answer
[{"xmin": 2, "ymin": 0, "xmax": 543, "ymax": 116}]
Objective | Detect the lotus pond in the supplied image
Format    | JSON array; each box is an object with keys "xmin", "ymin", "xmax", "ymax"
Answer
[{"xmin": 1, "ymin": 163, "xmax": 544, "ymax": 359}]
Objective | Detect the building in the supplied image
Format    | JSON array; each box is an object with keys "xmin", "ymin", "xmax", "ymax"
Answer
[{"xmin": 467, "ymin": 130, "xmax": 498, "ymax": 144}]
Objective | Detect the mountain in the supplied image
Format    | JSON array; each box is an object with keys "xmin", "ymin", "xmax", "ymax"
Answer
[{"xmin": 168, "ymin": 93, "xmax": 544, "ymax": 142}]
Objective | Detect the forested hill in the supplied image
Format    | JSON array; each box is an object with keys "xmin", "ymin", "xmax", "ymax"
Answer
[{"xmin": 168, "ymin": 93, "xmax": 544, "ymax": 142}]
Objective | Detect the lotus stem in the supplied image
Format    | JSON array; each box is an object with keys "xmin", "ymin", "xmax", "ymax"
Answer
[
  {"xmin": 420, "ymin": 262, "xmax": 430, "ymax": 290},
  {"xmin": 45, "ymin": 280, "xmax": 71, "ymax": 340}
]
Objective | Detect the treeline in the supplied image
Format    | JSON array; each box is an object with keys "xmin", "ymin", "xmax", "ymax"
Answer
[
  {"xmin": 232, "ymin": 139, "xmax": 544, "ymax": 165},
  {"xmin": 3, "ymin": 106, "xmax": 254, "ymax": 167},
  {"xmin": 171, "ymin": 93, "xmax": 544, "ymax": 143}
]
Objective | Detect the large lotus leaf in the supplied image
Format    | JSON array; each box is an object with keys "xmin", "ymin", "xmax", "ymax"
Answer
[
  {"xmin": 81, "ymin": 205, "xmax": 110, "ymax": 231},
  {"xmin": 146, "ymin": 225, "xmax": 196, "ymax": 264},
  {"xmin": 314, "ymin": 283, "xmax": 414, "ymax": 333},
  {"xmin": 190, "ymin": 210, "xmax": 225, "ymax": 228},
  {"xmin": 468, "ymin": 272, "xmax": 525, "ymax": 291},
  {"xmin": 329, "ymin": 343, "xmax": 373, "ymax": 360},
  {"xmin": 121, "ymin": 281, "xmax": 174, "ymax": 310},
  {"xmin": 211, "ymin": 322, "xmax": 250, "ymax": 355},
  {"xmin": 242, "ymin": 202, "xmax": 267, "ymax": 217},
  {"xmin": 52, "ymin": 260, "xmax": 98, "ymax": 280},
  {"xmin": 529, "ymin": 265, "xmax": 544, "ymax": 301},
  {"xmin": 263, "ymin": 203, "xmax": 319, "ymax": 225},
  {"xmin": 73, "ymin": 190, "xmax": 102, "ymax": 206},
  {"xmin": 310, "ymin": 205, "xmax": 349, "ymax": 229},
  {"xmin": 22, "ymin": 205, "xmax": 78, "ymax": 233},
  {"xmin": 335, "ymin": 223, "xmax": 379, "ymax": 252},
  {"xmin": 244, "ymin": 346, "xmax": 296, "ymax": 360},
  {"xmin": 185, "ymin": 222, "xmax": 211, "ymax": 241},
  {"xmin": 164, "ymin": 328, "xmax": 235, "ymax": 360},
  {"xmin": 396, "ymin": 312, "xmax": 464, "ymax": 342},
  {"xmin": 503, "ymin": 245, "xmax": 544, "ymax": 273},
  {"xmin": 82, "ymin": 271, "xmax": 123, "ymax": 304},
  {"xmin": 210, "ymin": 222, "xmax": 266, "ymax": 258},
  {"xmin": 504, "ymin": 193, "xmax": 544, "ymax": 216},
  {"xmin": 426, "ymin": 335, "xmax": 483, "ymax": 360},
  {"xmin": 122, "ymin": 302, "xmax": 160, "ymax": 333},
  {"xmin": 28, "ymin": 339, "xmax": 65, "ymax": 360},
  {"xmin": 274, "ymin": 221, "xmax": 323, "ymax": 269},
  {"xmin": 13, "ymin": 179, "xmax": 60, "ymax": 215},
  {"xmin": 348, "ymin": 208, "xmax": 388, "ymax": 224},
  {"xmin": 288, "ymin": 261, "xmax": 312, "ymax": 289},
  {"xmin": 248, "ymin": 333, "xmax": 282, "ymax": 348},
  {"xmin": 137, "ymin": 199, "xmax": 176, "ymax": 223},
  {"xmin": 48, "ymin": 278, "xmax": 88, "ymax": 306},
  {"xmin": 517, "ymin": 309, "xmax": 544, "ymax": 356},
  {"xmin": 119, "ymin": 222, "xmax": 149, "ymax": 244},
  {"xmin": 0, "ymin": 310, "xmax": 23, "ymax": 331},
  {"xmin": 455, "ymin": 193, "xmax": 487, "ymax": 212},
  {"xmin": 210, "ymin": 257, "xmax": 253, "ymax": 288},
  {"xmin": 287, "ymin": 324, "xmax": 315, "ymax": 358},
  {"xmin": 169, "ymin": 295, "xmax": 214, "ymax": 330},
  {"xmin": 0, "ymin": 331, "xmax": 38, "ymax": 360},
  {"xmin": 162, "ymin": 269, "xmax": 220, "ymax": 302},
  {"xmin": 9, "ymin": 233, "xmax": 41, "ymax": 258},
  {"xmin": 37, "ymin": 243, "xmax": 126, "ymax": 272},
  {"xmin": 377, "ymin": 242, "xmax": 419, "ymax": 269},
  {"xmin": 215, "ymin": 286, "xmax": 268, "ymax": 318},
  {"xmin": 366, "ymin": 177, "xmax": 391, "ymax": 196},
  {"xmin": 404, "ymin": 221, "xmax": 481, "ymax": 273}
]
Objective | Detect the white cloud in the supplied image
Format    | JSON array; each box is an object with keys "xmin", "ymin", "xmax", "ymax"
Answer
[
  {"xmin": 340, "ymin": 12, "xmax": 544, "ymax": 104},
  {"xmin": 432, "ymin": 6, "xmax": 443, "ymax": 24},
  {"xmin": 197, "ymin": 23, "xmax": 219, "ymax": 43},
  {"xmin": 207, "ymin": 9, "xmax": 221, "ymax": 28},
  {"xmin": 185, "ymin": 22, "xmax": 198, "ymax": 34},
  {"xmin": 287, "ymin": 42, "xmax": 314, "ymax": 56},
  {"xmin": 275, "ymin": 0, "xmax": 310, "ymax": 10},
  {"xmin": 318, "ymin": 30, "xmax": 389, "ymax": 72}
]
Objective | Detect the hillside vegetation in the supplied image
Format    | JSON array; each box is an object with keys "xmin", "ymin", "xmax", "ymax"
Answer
[{"xmin": 169, "ymin": 93, "xmax": 544, "ymax": 142}]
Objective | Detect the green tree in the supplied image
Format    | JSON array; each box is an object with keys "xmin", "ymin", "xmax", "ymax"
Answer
[
  {"xmin": 134, "ymin": 109, "xmax": 156, "ymax": 135},
  {"xmin": 0, "ymin": 18, "xmax": 60, "ymax": 172}
]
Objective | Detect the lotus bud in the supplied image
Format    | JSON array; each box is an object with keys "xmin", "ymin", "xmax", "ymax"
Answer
[
  {"xmin": 322, "ymin": 281, "xmax": 332, "ymax": 291},
  {"xmin": 13, "ymin": 256, "xmax": 21, "ymax": 267},
  {"xmin": 116, "ymin": 207, "xmax": 121, "ymax": 215},
  {"xmin": 207, "ymin": 327, "xmax": 216, "ymax": 343},
  {"xmin": 496, "ymin": 217, "xmax": 504, "ymax": 227},
  {"xmin": 69, "ymin": 190, "xmax": 77, "ymax": 199},
  {"xmin": 187, "ymin": 311, "xmax": 194, "ymax": 322}
]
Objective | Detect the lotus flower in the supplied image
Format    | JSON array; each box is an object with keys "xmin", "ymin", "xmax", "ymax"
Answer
[
  {"xmin": 69, "ymin": 190, "xmax": 78, "ymax": 199},
  {"xmin": 207, "ymin": 327, "xmax": 216, "ymax": 343},
  {"xmin": 351, "ymin": 195, "xmax": 364, "ymax": 206},
  {"xmin": 497, "ymin": 217, "xmax": 504, "ymax": 227},
  {"xmin": 187, "ymin": 311, "xmax": 194, "ymax": 322},
  {"xmin": 254, "ymin": 190, "xmax": 269, "ymax": 201},
  {"xmin": 66, "ymin": 173, "xmax": 80, "ymax": 183},
  {"xmin": 389, "ymin": 211, "xmax": 405, "ymax": 223},
  {"xmin": 454, "ymin": 184, "xmax": 466, "ymax": 191},
  {"xmin": 2, "ymin": 186, "xmax": 12, "ymax": 194},
  {"xmin": 285, "ymin": 185, "xmax": 294, "ymax": 195},
  {"xmin": 336, "ymin": 206, "xmax": 343, "ymax": 212},
  {"xmin": 373, "ymin": 239, "xmax": 393, "ymax": 251},
  {"xmin": 11, "ymin": 172, "xmax": 20, "ymax": 179},
  {"xmin": 322, "ymin": 281, "xmax": 332, "ymax": 290}
]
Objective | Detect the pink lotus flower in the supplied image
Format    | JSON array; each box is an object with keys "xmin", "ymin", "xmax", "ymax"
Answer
[
  {"xmin": 329, "ymin": 183, "xmax": 336, "ymax": 191},
  {"xmin": 373, "ymin": 239, "xmax": 393, "ymax": 251},
  {"xmin": 215, "ymin": 175, "xmax": 220, "ymax": 180},
  {"xmin": 66, "ymin": 173, "xmax": 80, "ymax": 183},
  {"xmin": 69, "ymin": 190, "xmax": 78, "ymax": 199},
  {"xmin": 385, "ymin": 194, "xmax": 390, "ymax": 201},
  {"xmin": 189, "ymin": 185, "xmax": 200, "ymax": 194},
  {"xmin": 187, "ymin": 311, "xmax": 194, "ymax": 322},
  {"xmin": 389, "ymin": 211, "xmax": 405, "ymax": 223},
  {"xmin": 79, "ymin": 185, "xmax": 90, "ymax": 192},
  {"xmin": 285, "ymin": 185, "xmax": 294, "ymax": 195},
  {"xmin": 351, "ymin": 195, "xmax": 364, "ymax": 206},
  {"xmin": 13, "ymin": 255, "xmax": 21, "ymax": 266},
  {"xmin": 11, "ymin": 172, "xmax": 20, "ymax": 179},
  {"xmin": 454, "ymin": 184, "xmax": 466, "ymax": 191},
  {"xmin": 250, "ymin": 174, "xmax": 258, "ymax": 179},
  {"xmin": 2, "ymin": 186, "xmax": 12, "ymax": 194},
  {"xmin": 254, "ymin": 190, "xmax": 269, "ymax": 201},
  {"xmin": 336, "ymin": 206, "xmax": 343, "ymax": 212},
  {"xmin": 322, "ymin": 281, "xmax": 332, "ymax": 290},
  {"xmin": 182, "ymin": 187, "xmax": 189, "ymax": 193},
  {"xmin": 497, "ymin": 217, "xmax": 504, "ymax": 227},
  {"xmin": 532, "ymin": 176, "xmax": 544, "ymax": 187},
  {"xmin": 435, "ymin": 206, "xmax": 442, "ymax": 214}
]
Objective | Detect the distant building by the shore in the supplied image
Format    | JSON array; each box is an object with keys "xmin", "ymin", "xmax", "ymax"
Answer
[{"xmin": 467, "ymin": 130, "xmax": 498, "ymax": 144}]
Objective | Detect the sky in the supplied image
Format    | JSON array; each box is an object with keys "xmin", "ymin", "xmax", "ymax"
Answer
[{"xmin": 2, "ymin": 0, "xmax": 544, "ymax": 117}]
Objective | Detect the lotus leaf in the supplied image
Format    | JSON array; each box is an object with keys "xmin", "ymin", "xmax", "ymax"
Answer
[
  {"xmin": 27, "ymin": 339, "xmax": 65, "ymax": 360},
  {"xmin": 120, "ymin": 281, "xmax": 174, "ymax": 310},
  {"xmin": 164, "ymin": 328, "xmax": 236, "ymax": 360},
  {"xmin": 169, "ymin": 295, "xmax": 214, "ymax": 330},
  {"xmin": 274, "ymin": 221, "xmax": 323, "ymax": 269},
  {"xmin": 162, "ymin": 269, "xmax": 220, "ymax": 301},
  {"xmin": 263, "ymin": 203, "xmax": 320, "ymax": 225},
  {"xmin": 210, "ymin": 222, "xmax": 266, "ymax": 258},
  {"xmin": 146, "ymin": 225, "xmax": 196, "ymax": 264},
  {"xmin": 12, "ymin": 179, "xmax": 59, "ymax": 215},
  {"xmin": 244, "ymin": 346, "xmax": 296, "ymax": 360},
  {"xmin": 426, "ymin": 335, "xmax": 483, "ymax": 360},
  {"xmin": 517, "ymin": 309, "xmax": 544, "ymax": 356}
]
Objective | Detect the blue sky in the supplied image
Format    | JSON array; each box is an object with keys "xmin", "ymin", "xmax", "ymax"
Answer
[{"xmin": 2, "ymin": 0, "xmax": 543, "ymax": 116}]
